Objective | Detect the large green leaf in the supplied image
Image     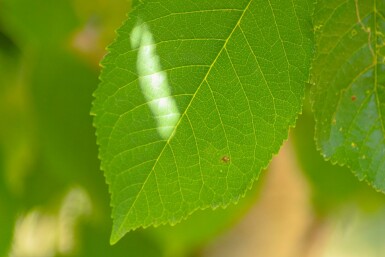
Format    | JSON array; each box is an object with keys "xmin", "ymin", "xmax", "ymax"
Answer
[
  {"xmin": 311, "ymin": 0, "xmax": 385, "ymax": 190},
  {"xmin": 93, "ymin": 0, "xmax": 314, "ymax": 243}
]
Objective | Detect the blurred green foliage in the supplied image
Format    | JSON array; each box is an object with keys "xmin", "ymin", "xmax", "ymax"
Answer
[{"xmin": 1, "ymin": 0, "xmax": 385, "ymax": 256}]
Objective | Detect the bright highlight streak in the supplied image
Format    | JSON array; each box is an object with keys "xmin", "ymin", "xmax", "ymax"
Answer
[{"xmin": 131, "ymin": 23, "xmax": 180, "ymax": 139}]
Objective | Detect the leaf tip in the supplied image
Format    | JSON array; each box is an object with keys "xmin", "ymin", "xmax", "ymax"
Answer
[
  {"xmin": 110, "ymin": 228, "xmax": 125, "ymax": 245},
  {"xmin": 109, "ymin": 235, "xmax": 119, "ymax": 246}
]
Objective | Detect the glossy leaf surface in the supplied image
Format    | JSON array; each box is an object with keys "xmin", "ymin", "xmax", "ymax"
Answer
[
  {"xmin": 93, "ymin": 0, "xmax": 314, "ymax": 243},
  {"xmin": 311, "ymin": 0, "xmax": 385, "ymax": 191}
]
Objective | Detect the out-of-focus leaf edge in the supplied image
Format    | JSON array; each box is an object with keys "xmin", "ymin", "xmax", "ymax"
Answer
[{"xmin": 309, "ymin": 1, "xmax": 385, "ymax": 194}]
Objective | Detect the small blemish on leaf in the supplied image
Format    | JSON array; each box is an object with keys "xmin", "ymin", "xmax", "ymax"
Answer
[
  {"xmin": 351, "ymin": 95, "xmax": 357, "ymax": 101},
  {"xmin": 351, "ymin": 142, "xmax": 357, "ymax": 148},
  {"xmin": 221, "ymin": 156, "xmax": 230, "ymax": 164},
  {"xmin": 351, "ymin": 29, "xmax": 357, "ymax": 37}
]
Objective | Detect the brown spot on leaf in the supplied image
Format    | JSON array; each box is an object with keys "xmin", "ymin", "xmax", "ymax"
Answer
[
  {"xmin": 351, "ymin": 95, "xmax": 357, "ymax": 101},
  {"xmin": 221, "ymin": 156, "xmax": 230, "ymax": 164}
]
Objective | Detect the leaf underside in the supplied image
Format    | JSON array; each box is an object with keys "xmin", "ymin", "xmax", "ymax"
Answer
[
  {"xmin": 93, "ymin": 0, "xmax": 313, "ymax": 244},
  {"xmin": 311, "ymin": 0, "xmax": 385, "ymax": 191}
]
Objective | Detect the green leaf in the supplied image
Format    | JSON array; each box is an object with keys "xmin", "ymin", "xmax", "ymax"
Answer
[
  {"xmin": 293, "ymin": 96, "xmax": 385, "ymax": 215},
  {"xmin": 93, "ymin": 0, "xmax": 314, "ymax": 243},
  {"xmin": 311, "ymin": 0, "xmax": 385, "ymax": 190}
]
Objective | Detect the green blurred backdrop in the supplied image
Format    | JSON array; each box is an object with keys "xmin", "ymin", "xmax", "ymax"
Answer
[{"xmin": 1, "ymin": 1, "xmax": 385, "ymax": 257}]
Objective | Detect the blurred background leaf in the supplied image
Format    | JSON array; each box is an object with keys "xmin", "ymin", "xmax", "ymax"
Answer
[
  {"xmin": 310, "ymin": 0, "xmax": 385, "ymax": 192},
  {"xmin": 293, "ymin": 92, "xmax": 385, "ymax": 216}
]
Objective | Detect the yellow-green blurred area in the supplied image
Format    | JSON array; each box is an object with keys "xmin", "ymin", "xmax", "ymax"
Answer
[{"xmin": 1, "ymin": 1, "xmax": 385, "ymax": 257}]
